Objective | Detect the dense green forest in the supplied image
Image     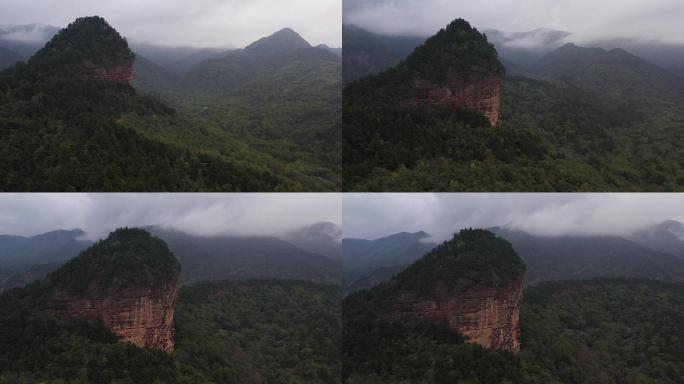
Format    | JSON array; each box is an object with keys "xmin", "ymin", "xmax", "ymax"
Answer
[
  {"xmin": 380, "ymin": 229, "xmax": 525, "ymax": 297},
  {"xmin": 343, "ymin": 279, "xmax": 684, "ymax": 383},
  {"xmin": 0, "ymin": 16, "xmax": 341, "ymax": 191},
  {"xmin": 0, "ymin": 280, "xmax": 340, "ymax": 383},
  {"xmin": 342, "ymin": 18, "xmax": 684, "ymax": 191}
]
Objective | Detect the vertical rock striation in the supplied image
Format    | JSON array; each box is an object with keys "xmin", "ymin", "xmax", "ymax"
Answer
[
  {"xmin": 383, "ymin": 272, "xmax": 523, "ymax": 352},
  {"xmin": 367, "ymin": 229, "xmax": 526, "ymax": 353},
  {"xmin": 80, "ymin": 60, "xmax": 133, "ymax": 85},
  {"xmin": 36, "ymin": 228, "xmax": 182, "ymax": 353},
  {"xmin": 44, "ymin": 273, "xmax": 179, "ymax": 352},
  {"xmin": 401, "ymin": 71, "xmax": 502, "ymax": 126}
]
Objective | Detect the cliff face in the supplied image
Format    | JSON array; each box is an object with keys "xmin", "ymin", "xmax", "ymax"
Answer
[
  {"xmin": 80, "ymin": 60, "xmax": 133, "ymax": 85},
  {"xmin": 382, "ymin": 272, "xmax": 523, "ymax": 352},
  {"xmin": 43, "ymin": 273, "xmax": 179, "ymax": 352},
  {"xmin": 401, "ymin": 70, "xmax": 502, "ymax": 126}
]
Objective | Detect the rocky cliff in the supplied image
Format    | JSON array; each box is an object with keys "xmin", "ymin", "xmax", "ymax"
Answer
[
  {"xmin": 37, "ymin": 228, "xmax": 182, "ymax": 352},
  {"xmin": 44, "ymin": 273, "xmax": 179, "ymax": 352},
  {"xmin": 80, "ymin": 60, "xmax": 133, "ymax": 85},
  {"xmin": 396, "ymin": 19, "xmax": 505, "ymax": 126},
  {"xmin": 401, "ymin": 71, "xmax": 502, "ymax": 126},
  {"xmin": 382, "ymin": 272, "xmax": 523, "ymax": 352},
  {"xmin": 369, "ymin": 229, "xmax": 526, "ymax": 353}
]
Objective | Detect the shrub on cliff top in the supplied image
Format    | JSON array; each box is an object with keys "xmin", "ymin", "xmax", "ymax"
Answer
[
  {"xmin": 46, "ymin": 228, "xmax": 181, "ymax": 294},
  {"xmin": 400, "ymin": 18, "xmax": 505, "ymax": 84},
  {"xmin": 29, "ymin": 16, "xmax": 134, "ymax": 75},
  {"xmin": 380, "ymin": 228, "xmax": 526, "ymax": 296}
]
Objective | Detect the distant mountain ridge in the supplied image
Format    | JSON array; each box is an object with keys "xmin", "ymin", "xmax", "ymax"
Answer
[
  {"xmin": 0, "ymin": 223, "xmax": 340, "ymax": 291},
  {"xmin": 342, "ymin": 221, "xmax": 684, "ymax": 294}
]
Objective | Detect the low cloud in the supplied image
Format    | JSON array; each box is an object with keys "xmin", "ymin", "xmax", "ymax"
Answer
[
  {"xmin": 0, "ymin": 193, "xmax": 341, "ymax": 240},
  {"xmin": 344, "ymin": 0, "xmax": 684, "ymax": 45},
  {"xmin": 0, "ymin": 0, "xmax": 342, "ymax": 48},
  {"xmin": 342, "ymin": 193, "xmax": 684, "ymax": 241}
]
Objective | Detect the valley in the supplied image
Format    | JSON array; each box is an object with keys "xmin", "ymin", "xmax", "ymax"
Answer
[
  {"xmin": 342, "ymin": 20, "xmax": 684, "ymax": 191},
  {"xmin": 0, "ymin": 17, "xmax": 341, "ymax": 191}
]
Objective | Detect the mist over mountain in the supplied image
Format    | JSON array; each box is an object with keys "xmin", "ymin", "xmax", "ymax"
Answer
[
  {"xmin": 342, "ymin": 220, "xmax": 684, "ymax": 294},
  {"xmin": 0, "ymin": 222, "xmax": 341, "ymax": 292},
  {"xmin": 342, "ymin": 19, "xmax": 684, "ymax": 191}
]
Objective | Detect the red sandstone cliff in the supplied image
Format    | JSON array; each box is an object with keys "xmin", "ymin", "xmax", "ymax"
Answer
[
  {"xmin": 43, "ymin": 273, "xmax": 179, "ymax": 352},
  {"xmin": 80, "ymin": 59, "xmax": 133, "ymax": 85},
  {"xmin": 401, "ymin": 68, "xmax": 501, "ymax": 126},
  {"xmin": 382, "ymin": 272, "xmax": 523, "ymax": 352}
]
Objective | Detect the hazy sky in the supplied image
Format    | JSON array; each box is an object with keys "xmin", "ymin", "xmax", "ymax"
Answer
[
  {"xmin": 0, "ymin": 193, "xmax": 341, "ymax": 239},
  {"xmin": 343, "ymin": 193, "xmax": 684, "ymax": 241},
  {"xmin": 344, "ymin": 0, "xmax": 684, "ymax": 44},
  {"xmin": 0, "ymin": 0, "xmax": 342, "ymax": 47}
]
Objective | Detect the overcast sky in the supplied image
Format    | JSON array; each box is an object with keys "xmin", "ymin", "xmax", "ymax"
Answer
[
  {"xmin": 343, "ymin": 193, "xmax": 684, "ymax": 241},
  {"xmin": 344, "ymin": 0, "xmax": 684, "ymax": 44},
  {"xmin": 0, "ymin": 0, "xmax": 341, "ymax": 47},
  {"xmin": 0, "ymin": 193, "xmax": 341, "ymax": 240}
]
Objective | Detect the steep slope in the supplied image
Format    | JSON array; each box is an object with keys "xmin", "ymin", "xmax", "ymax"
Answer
[
  {"xmin": 492, "ymin": 227, "xmax": 684, "ymax": 285},
  {"xmin": 342, "ymin": 24, "xmax": 424, "ymax": 83},
  {"xmin": 284, "ymin": 221, "xmax": 342, "ymax": 260},
  {"xmin": 531, "ymin": 43, "xmax": 684, "ymax": 103},
  {"xmin": 0, "ymin": 16, "xmax": 292, "ymax": 191},
  {"xmin": 343, "ymin": 229, "xmax": 527, "ymax": 383},
  {"xmin": 342, "ymin": 231, "xmax": 436, "ymax": 294},
  {"xmin": 129, "ymin": 27, "xmax": 342, "ymax": 191},
  {"xmin": 182, "ymin": 28, "xmax": 314, "ymax": 92},
  {"xmin": 631, "ymin": 220, "xmax": 684, "ymax": 258},
  {"xmin": 2, "ymin": 228, "xmax": 181, "ymax": 352},
  {"xmin": 346, "ymin": 229, "xmax": 526, "ymax": 352},
  {"xmin": 28, "ymin": 17, "xmax": 134, "ymax": 84},
  {"xmin": 149, "ymin": 228, "xmax": 341, "ymax": 285}
]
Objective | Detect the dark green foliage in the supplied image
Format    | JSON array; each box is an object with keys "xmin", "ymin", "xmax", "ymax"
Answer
[
  {"xmin": 385, "ymin": 229, "xmax": 525, "ymax": 296},
  {"xmin": 342, "ymin": 288, "xmax": 526, "ymax": 384},
  {"xmin": 344, "ymin": 275, "xmax": 684, "ymax": 383},
  {"xmin": 402, "ymin": 18, "xmax": 504, "ymax": 84},
  {"xmin": 0, "ymin": 279, "xmax": 340, "ymax": 383},
  {"xmin": 0, "ymin": 61, "xmax": 286, "ymax": 191},
  {"xmin": 0, "ymin": 316, "xmax": 179, "ymax": 384},
  {"xmin": 343, "ymin": 19, "xmax": 684, "ymax": 191},
  {"xmin": 0, "ymin": 16, "xmax": 335, "ymax": 191},
  {"xmin": 29, "ymin": 16, "xmax": 133, "ymax": 75},
  {"xmin": 47, "ymin": 228, "xmax": 180, "ymax": 294},
  {"xmin": 521, "ymin": 279, "xmax": 684, "ymax": 383},
  {"xmin": 174, "ymin": 280, "xmax": 341, "ymax": 383}
]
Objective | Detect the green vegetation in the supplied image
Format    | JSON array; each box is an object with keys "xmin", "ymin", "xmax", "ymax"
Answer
[
  {"xmin": 375, "ymin": 229, "xmax": 525, "ymax": 297},
  {"xmin": 344, "ymin": 278, "xmax": 684, "ymax": 383},
  {"xmin": 131, "ymin": 43, "xmax": 342, "ymax": 191},
  {"xmin": 521, "ymin": 279, "xmax": 684, "ymax": 383},
  {"xmin": 0, "ymin": 16, "xmax": 341, "ymax": 191},
  {"xmin": 402, "ymin": 19, "xmax": 504, "ymax": 84},
  {"xmin": 343, "ymin": 297, "xmax": 526, "ymax": 384},
  {"xmin": 47, "ymin": 228, "xmax": 180, "ymax": 294},
  {"xmin": 174, "ymin": 280, "xmax": 341, "ymax": 383},
  {"xmin": 342, "ymin": 18, "xmax": 684, "ymax": 192},
  {"xmin": 29, "ymin": 16, "xmax": 133, "ymax": 75},
  {"xmin": 0, "ymin": 279, "xmax": 340, "ymax": 384}
]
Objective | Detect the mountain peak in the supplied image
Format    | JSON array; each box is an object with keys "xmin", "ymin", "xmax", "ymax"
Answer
[
  {"xmin": 27, "ymin": 16, "xmax": 134, "ymax": 83},
  {"xmin": 244, "ymin": 27, "xmax": 311, "ymax": 55}
]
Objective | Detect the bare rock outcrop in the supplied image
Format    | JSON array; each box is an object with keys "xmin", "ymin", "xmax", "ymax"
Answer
[
  {"xmin": 383, "ymin": 272, "xmax": 524, "ymax": 352},
  {"xmin": 43, "ymin": 273, "xmax": 179, "ymax": 352},
  {"xmin": 80, "ymin": 60, "xmax": 133, "ymax": 85},
  {"xmin": 401, "ymin": 70, "xmax": 502, "ymax": 126}
]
